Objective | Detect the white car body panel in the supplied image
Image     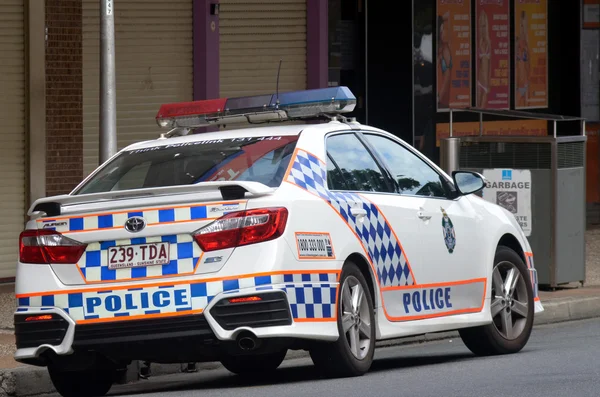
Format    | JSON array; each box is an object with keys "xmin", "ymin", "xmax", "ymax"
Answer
[{"xmin": 14, "ymin": 120, "xmax": 542, "ymax": 363}]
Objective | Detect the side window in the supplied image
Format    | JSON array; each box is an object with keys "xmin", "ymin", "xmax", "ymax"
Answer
[
  {"xmin": 364, "ymin": 134, "xmax": 452, "ymax": 198},
  {"xmin": 326, "ymin": 133, "xmax": 391, "ymax": 193},
  {"xmin": 327, "ymin": 156, "xmax": 349, "ymax": 190}
]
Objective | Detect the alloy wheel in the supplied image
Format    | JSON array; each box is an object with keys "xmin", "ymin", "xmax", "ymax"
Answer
[
  {"xmin": 491, "ymin": 261, "xmax": 529, "ymax": 340},
  {"xmin": 340, "ymin": 275, "xmax": 372, "ymax": 360}
]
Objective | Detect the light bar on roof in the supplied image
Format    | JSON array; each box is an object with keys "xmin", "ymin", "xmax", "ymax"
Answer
[{"xmin": 155, "ymin": 87, "xmax": 356, "ymax": 129}]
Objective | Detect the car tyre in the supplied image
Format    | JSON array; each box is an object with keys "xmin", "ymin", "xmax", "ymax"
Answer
[
  {"xmin": 220, "ymin": 349, "xmax": 287, "ymax": 376},
  {"xmin": 459, "ymin": 245, "xmax": 534, "ymax": 356},
  {"xmin": 48, "ymin": 365, "xmax": 115, "ymax": 397},
  {"xmin": 309, "ymin": 260, "xmax": 375, "ymax": 377}
]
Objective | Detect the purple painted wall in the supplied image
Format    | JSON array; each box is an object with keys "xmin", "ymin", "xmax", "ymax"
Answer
[
  {"xmin": 306, "ymin": 0, "xmax": 328, "ymax": 89},
  {"xmin": 193, "ymin": 0, "xmax": 220, "ymax": 100}
]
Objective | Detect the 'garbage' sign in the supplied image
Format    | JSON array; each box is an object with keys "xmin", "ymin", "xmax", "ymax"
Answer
[{"xmin": 482, "ymin": 169, "xmax": 532, "ymax": 236}]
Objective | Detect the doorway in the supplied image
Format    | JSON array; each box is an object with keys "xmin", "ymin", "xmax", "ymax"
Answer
[{"xmin": 328, "ymin": 0, "xmax": 366, "ymax": 123}]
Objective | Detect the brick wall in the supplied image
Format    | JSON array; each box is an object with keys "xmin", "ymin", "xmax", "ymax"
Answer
[{"xmin": 45, "ymin": 0, "xmax": 83, "ymax": 196}]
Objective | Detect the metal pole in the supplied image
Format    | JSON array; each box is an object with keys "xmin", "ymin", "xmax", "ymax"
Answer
[
  {"xmin": 449, "ymin": 109, "xmax": 453, "ymax": 137},
  {"xmin": 553, "ymin": 120, "xmax": 557, "ymax": 138},
  {"xmin": 582, "ymin": 120, "xmax": 586, "ymax": 136},
  {"xmin": 99, "ymin": 0, "xmax": 117, "ymax": 164},
  {"xmin": 440, "ymin": 137, "xmax": 460, "ymax": 176}
]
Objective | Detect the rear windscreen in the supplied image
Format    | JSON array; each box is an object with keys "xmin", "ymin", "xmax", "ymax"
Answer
[{"xmin": 74, "ymin": 135, "xmax": 299, "ymax": 195}]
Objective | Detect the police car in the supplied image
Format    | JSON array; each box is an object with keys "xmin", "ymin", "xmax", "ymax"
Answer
[{"xmin": 14, "ymin": 87, "xmax": 543, "ymax": 397}]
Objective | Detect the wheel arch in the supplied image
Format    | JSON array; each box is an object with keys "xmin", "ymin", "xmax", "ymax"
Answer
[
  {"xmin": 345, "ymin": 252, "xmax": 379, "ymax": 308},
  {"xmin": 497, "ymin": 233, "xmax": 526, "ymax": 264}
]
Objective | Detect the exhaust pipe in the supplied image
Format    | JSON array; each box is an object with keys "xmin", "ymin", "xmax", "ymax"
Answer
[{"xmin": 236, "ymin": 331, "xmax": 258, "ymax": 351}]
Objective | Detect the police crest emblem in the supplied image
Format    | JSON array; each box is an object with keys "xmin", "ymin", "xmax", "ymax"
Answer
[{"xmin": 441, "ymin": 207, "xmax": 456, "ymax": 253}]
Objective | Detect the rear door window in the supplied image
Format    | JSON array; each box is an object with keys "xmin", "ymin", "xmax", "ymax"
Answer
[
  {"xmin": 325, "ymin": 133, "xmax": 392, "ymax": 193},
  {"xmin": 74, "ymin": 136, "xmax": 299, "ymax": 195}
]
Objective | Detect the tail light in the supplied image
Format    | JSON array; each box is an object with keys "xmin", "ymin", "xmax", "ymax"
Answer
[
  {"xmin": 193, "ymin": 207, "xmax": 288, "ymax": 252},
  {"xmin": 19, "ymin": 230, "xmax": 87, "ymax": 264}
]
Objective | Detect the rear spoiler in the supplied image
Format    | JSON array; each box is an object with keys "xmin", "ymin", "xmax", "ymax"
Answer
[{"xmin": 28, "ymin": 181, "xmax": 275, "ymax": 217}]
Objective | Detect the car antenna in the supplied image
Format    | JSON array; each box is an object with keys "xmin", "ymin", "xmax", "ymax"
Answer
[{"xmin": 275, "ymin": 59, "xmax": 282, "ymax": 107}]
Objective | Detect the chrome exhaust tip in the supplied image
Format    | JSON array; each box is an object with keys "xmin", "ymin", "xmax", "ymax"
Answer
[{"xmin": 236, "ymin": 331, "xmax": 258, "ymax": 351}]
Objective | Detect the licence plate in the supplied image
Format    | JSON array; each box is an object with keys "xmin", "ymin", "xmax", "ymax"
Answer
[{"xmin": 107, "ymin": 242, "xmax": 170, "ymax": 270}]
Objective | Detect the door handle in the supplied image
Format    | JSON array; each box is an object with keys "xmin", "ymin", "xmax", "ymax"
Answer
[
  {"xmin": 417, "ymin": 210, "xmax": 431, "ymax": 221},
  {"xmin": 350, "ymin": 207, "xmax": 367, "ymax": 217}
]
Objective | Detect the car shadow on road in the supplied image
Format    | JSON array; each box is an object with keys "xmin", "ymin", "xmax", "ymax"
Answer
[
  {"xmin": 109, "ymin": 352, "xmax": 476, "ymax": 396},
  {"xmin": 369, "ymin": 351, "xmax": 476, "ymax": 372}
]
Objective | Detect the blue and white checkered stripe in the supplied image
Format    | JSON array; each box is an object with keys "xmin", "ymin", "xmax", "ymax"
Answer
[
  {"xmin": 78, "ymin": 234, "xmax": 201, "ymax": 282},
  {"xmin": 16, "ymin": 272, "xmax": 339, "ymax": 323},
  {"xmin": 286, "ymin": 149, "xmax": 415, "ymax": 288},
  {"xmin": 222, "ymin": 273, "xmax": 339, "ymax": 320},
  {"xmin": 282, "ymin": 283, "xmax": 337, "ymax": 319},
  {"xmin": 287, "ymin": 150, "xmax": 331, "ymax": 200},
  {"xmin": 36, "ymin": 202, "xmax": 244, "ymax": 233},
  {"xmin": 329, "ymin": 191, "xmax": 413, "ymax": 287},
  {"xmin": 17, "ymin": 284, "xmax": 209, "ymax": 321}
]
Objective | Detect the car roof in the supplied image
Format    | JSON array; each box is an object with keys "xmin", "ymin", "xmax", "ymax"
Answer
[{"xmin": 122, "ymin": 120, "xmax": 382, "ymax": 152}]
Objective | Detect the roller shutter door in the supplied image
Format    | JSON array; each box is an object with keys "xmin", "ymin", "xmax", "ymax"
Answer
[
  {"xmin": 82, "ymin": 0, "xmax": 193, "ymax": 176},
  {"xmin": 219, "ymin": 0, "xmax": 307, "ymax": 98},
  {"xmin": 0, "ymin": 0, "xmax": 26, "ymax": 278}
]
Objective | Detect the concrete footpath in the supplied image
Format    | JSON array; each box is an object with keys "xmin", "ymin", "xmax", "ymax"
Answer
[{"xmin": 1, "ymin": 227, "xmax": 599, "ymax": 396}]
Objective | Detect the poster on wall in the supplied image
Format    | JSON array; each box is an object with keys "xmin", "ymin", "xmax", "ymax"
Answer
[
  {"xmin": 475, "ymin": 0, "xmax": 510, "ymax": 109},
  {"xmin": 583, "ymin": 0, "xmax": 600, "ymax": 29},
  {"xmin": 482, "ymin": 169, "xmax": 532, "ymax": 236},
  {"xmin": 436, "ymin": 0, "xmax": 471, "ymax": 111},
  {"xmin": 514, "ymin": 0, "xmax": 548, "ymax": 109}
]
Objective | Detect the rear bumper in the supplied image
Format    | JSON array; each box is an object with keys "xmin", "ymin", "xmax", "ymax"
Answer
[
  {"xmin": 14, "ymin": 308, "xmax": 76, "ymax": 363},
  {"xmin": 14, "ymin": 281, "xmax": 340, "ymax": 365}
]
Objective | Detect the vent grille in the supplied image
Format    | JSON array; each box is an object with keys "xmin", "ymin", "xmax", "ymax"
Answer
[
  {"xmin": 73, "ymin": 314, "xmax": 213, "ymax": 347},
  {"xmin": 557, "ymin": 142, "xmax": 585, "ymax": 168},
  {"xmin": 15, "ymin": 314, "xmax": 69, "ymax": 349},
  {"xmin": 210, "ymin": 291, "xmax": 292, "ymax": 331},
  {"xmin": 459, "ymin": 142, "xmax": 552, "ymax": 169}
]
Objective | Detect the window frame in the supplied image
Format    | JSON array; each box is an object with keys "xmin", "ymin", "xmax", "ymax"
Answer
[
  {"xmin": 354, "ymin": 129, "xmax": 459, "ymax": 201},
  {"xmin": 324, "ymin": 130, "xmax": 398, "ymax": 194}
]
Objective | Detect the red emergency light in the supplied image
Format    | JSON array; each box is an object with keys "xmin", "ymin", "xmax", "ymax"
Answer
[{"xmin": 156, "ymin": 98, "xmax": 227, "ymax": 124}]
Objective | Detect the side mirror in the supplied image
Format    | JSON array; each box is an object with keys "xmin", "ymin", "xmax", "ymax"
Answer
[{"xmin": 452, "ymin": 171, "xmax": 486, "ymax": 196}]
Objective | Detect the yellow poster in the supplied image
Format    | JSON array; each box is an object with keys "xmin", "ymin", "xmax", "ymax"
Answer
[
  {"xmin": 475, "ymin": 0, "xmax": 510, "ymax": 109},
  {"xmin": 514, "ymin": 0, "xmax": 548, "ymax": 109},
  {"xmin": 436, "ymin": 0, "xmax": 472, "ymax": 111}
]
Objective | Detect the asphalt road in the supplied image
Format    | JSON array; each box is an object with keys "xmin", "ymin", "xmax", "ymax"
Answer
[{"xmin": 54, "ymin": 318, "xmax": 600, "ymax": 397}]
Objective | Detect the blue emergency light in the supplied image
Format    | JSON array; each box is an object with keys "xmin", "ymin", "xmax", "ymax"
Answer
[{"xmin": 155, "ymin": 86, "xmax": 357, "ymax": 129}]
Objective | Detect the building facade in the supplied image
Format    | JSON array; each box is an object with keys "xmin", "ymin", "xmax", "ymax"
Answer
[{"xmin": 0, "ymin": 0, "xmax": 597, "ymax": 279}]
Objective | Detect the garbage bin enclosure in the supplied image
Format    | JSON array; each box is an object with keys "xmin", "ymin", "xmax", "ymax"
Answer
[{"xmin": 458, "ymin": 135, "xmax": 587, "ymax": 288}]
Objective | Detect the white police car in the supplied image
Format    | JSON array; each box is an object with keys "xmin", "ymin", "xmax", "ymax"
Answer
[{"xmin": 15, "ymin": 87, "xmax": 543, "ymax": 397}]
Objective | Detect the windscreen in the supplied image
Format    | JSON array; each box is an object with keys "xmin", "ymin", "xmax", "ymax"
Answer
[{"xmin": 74, "ymin": 135, "xmax": 299, "ymax": 195}]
